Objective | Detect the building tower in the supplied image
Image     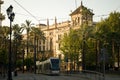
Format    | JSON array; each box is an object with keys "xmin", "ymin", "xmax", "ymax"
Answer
[
  {"xmin": 0, "ymin": 0, "xmax": 5, "ymax": 26},
  {"xmin": 70, "ymin": 1, "xmax": 94, "ymax": 27}
]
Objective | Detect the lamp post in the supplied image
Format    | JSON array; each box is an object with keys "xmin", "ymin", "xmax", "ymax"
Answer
[{"xmin": 6, "ymin": 5, "xmax": 15, "ymax": 80}]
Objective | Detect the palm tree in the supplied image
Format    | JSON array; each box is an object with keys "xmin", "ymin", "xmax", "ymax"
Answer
[
  {"xmin": 21, "ymin": 20, "xmax": 32, "ymax": 57},
  {"xmin": 30, "ymin": 27, "xmax": 45, "ymax": 73},
  {"xmin": 12, "ymin": 24, "xmax": 23, "ymax": 75}
]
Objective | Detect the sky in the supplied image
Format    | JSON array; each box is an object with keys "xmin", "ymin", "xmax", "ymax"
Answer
[{"xmin": 1, "ymin": 0, "xmax": 120, "ymax": 26}]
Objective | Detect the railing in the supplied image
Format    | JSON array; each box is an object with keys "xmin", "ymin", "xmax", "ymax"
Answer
[{"xmin": 82, "ymin": 70, "xmax": 105, "ymax": 80}]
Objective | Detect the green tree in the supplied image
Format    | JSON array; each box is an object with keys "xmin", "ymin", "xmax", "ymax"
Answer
[
  {"xmin": 12, "ymin": 24, "xmax": 23, "ymax": 71},
  {"xmin": 0, "ymin": 49, "xmax": 7, "ymax": 64},
  {"xmin": 29, "ymin": 27, "xmax": 45, "ymax": 73},
  {"xmin": 30, "ymin": 27, "xmax": 45, "ymax": 55},
  {"xmin": 74, "ymin": 24, "xmax": 95, "ymax": 70},
  {"xmin": 24, "ymin": 57, "xmax": 34, "ymax": 71},
  {"xmin": 0, "ymin": 49, "xmax": 7, "ymax": 75},
  {"xmin": 0, "ymin": 26, "xmax": 9, "ymax": 50},
  {"xmin": 21, "ymin": 20, "xmax": 32, "ymax": 57},
  {"xmin": 60, "ymin": 29, "xmax": 81, "ymax": 71},
  {"xmin": 0, "ymin": 26, "xmax": 10, "ymax": 75},
  {"xmin": 95, "ymin": 11, "xmax": 120, "ymax": 70}
]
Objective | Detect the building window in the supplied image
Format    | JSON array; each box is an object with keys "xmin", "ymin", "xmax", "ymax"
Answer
[
  {"xmin": 50, "ymin": 38, "xmax": 53, "ymax": 50},
  {"xmin": 39, "ymin": 46, "xmax": 41, "ymax": 52},
  {"xmin": 39, "ymin": 40, "xmax": 41, "ymax": 45},
  {"xmin": 43, "ymin": 39, "xmax": 45, "ymax": 44},
  {"xmin": 78, "ymin": 17, "xmax": 80, "ymax": 23},
  {"xmin": 30, "ymin": 48, "xmax": 34, "ymax": 52},
  {"xmin": 58, "ymin": 35, "xmax": 61, "ymax": 40},
  {"xmin": 58, "ymin": 43, "xmax": 61, "ymax": 50},
  {"xmin": 43, "ymin": 46, "xmax": 45, "ymax": 51},
  {"xmin": 49, "ymin": 32, "xmax": 53, "ymax": 35}
]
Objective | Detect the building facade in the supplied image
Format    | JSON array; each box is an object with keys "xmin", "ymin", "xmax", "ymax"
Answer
[
  {"xmin": 36, "ymin": 2, "xmax": 94, "ymax": 59},
  {"xmin": 21, "ymin": 2, "xmax": 94, "ymax": 71},
  {"xmin": 22, "ymin": 2, "xmax": 94, "ymax": 67}
]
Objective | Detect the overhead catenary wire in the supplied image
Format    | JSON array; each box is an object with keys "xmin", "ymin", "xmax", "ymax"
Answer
[
  {"xmin": 12, "ymin": 0, "xmax": 110, "ymax": 22},
  {"xmin": 4, "ymin": 0, "xmax": 119, "ymax": 24},
  {"xmin": 15, "ymin": 12, "xmax": 70, "ymax": 21},
  {"xmin": 13, "ymin": 0, "xmax": 102, "ymax": 23},
  {"xmin": 13, "ymin": 0, "xmax": 39, "ymax": 23},
  {"xmin": 3, "ymin": 0, "xmax": 70, "ymax": 24},
  {"xmin": 13, "ymin": 0, "xmax": 70, "ymax": 24}
]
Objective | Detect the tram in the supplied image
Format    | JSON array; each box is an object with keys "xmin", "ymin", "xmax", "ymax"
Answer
[{"xmin": 36, "ymin": 57, "xmax": 60, "ymax": 75}]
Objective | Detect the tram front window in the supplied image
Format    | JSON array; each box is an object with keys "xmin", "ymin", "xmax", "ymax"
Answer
[{"xmin": 51, "ymin": 59, "xmax": 60, "ymax": 70}]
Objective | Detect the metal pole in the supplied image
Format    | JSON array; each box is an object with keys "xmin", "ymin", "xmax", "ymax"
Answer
[
  {"xmin": 8, "ymin": 20, "xmax": 12, "ymax": 80},
  {"xmin": 22, "ymin": 49, "xmax": 24, "ymax": 73},
  {"xmin": 103, "ymin": 52, "xmax": 105, "ymax": 80},
  {"xmin": 102, "ymin": 47, "xmax": 105, "ymax": 80},
  {"xmin": 34, "ymin": 34, "xmax": 36, "ymax": 74}
]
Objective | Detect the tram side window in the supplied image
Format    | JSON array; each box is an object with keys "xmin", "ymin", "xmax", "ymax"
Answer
[{"xmin": 44, "ymin": 63, "xmax": 50, "ymax": 70}]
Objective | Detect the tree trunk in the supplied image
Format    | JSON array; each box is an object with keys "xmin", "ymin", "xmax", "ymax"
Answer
[
  {"xmin": 112, "ymin": 39, "xmax": 115, "ymax": 68},
  {"xmin": 96, "ymin": 39, "xmax": 100, "ymax": 71},
  {"xmin": 118, "ymin": 46, "xmax": 120, "ymax": 70},
  {"xmin": 34, "ymin": 35, "xmax": 37, "ymax": 74}
]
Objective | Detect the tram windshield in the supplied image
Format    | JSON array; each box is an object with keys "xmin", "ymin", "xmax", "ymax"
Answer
[{"xmin": 51, "ymin": 59, "xmax": 60, "ymax": 70}]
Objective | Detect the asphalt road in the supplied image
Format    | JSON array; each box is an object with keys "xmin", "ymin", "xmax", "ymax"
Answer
[{"xmin": 0, "ymin": 72, "xmax": 120, "ymax": 80}]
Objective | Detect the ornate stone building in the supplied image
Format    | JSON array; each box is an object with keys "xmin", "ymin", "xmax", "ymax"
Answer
[
  {"xmin": 35, "ymin": 2, "xmax": 94, "ymax": 60},
  {"xmin": 22, "ymin": 1, "xmax": 94, "ymax": 61},
  {"xmin": 70, "ymin": 1, "xmax": 94, "ymax": 28},
  {"xmin": 22, "ymin": 2, "xmax": 94, "ymax": 71},
  {"xmin": 38, "ymin": 20, "xmax": 71, "ymax": 59}
]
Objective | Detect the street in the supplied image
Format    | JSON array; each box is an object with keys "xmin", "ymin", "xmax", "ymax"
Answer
[
  {"xmin": 1, "ymin": 72, "xmax": 89, "ymax": 80},
  {"xmin": 1, "ymin": 72, "xmax": 120, "ymax": 80},
  {"xmin": 13, "ymin": 73, "xmax": 89, "ymax": 80}
]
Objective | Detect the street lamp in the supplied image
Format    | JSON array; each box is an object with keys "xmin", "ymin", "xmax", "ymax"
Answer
[{"xmin": 6, "ymin": 5, "xmax": 15, "ymax": 80}]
